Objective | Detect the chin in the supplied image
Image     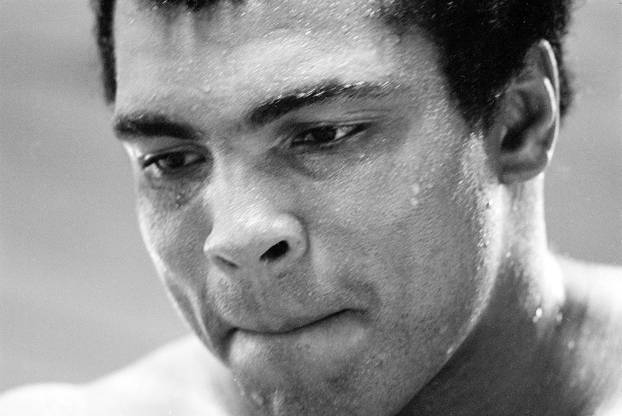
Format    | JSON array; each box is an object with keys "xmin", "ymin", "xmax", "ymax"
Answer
[
  {"xmin": 227, "ymin": 333, "xmax": 366, "ymax": 415},
  {"xmin": 227, "ymin": 334, "xmax": 436, "ymax": 416},
  {"xmin": 232, "ymin": 370, "xmax": 364, "ymax": 416}
]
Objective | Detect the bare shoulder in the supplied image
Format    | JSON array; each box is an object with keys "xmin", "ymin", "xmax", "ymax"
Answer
[
  {"xmin": 87, "ymin": 335, "xmax": 244, "ymax": 414},
  {"xmin": 0, "ymin": 336, "xmax": 245, "ymax": 416},
  {"xmin": 558, "ymin": 256, "xmax": 622, "ymax": 355},
  {"xmin": 0, "ymin": 383, "xmax": 88, "ymax": 416},
  {"xmin": 556, "ymin": 256, "xmax": 622, "ymax": 405},
  {"xmin": 558, "ymin": 256, "xmax": 622, "ymax": 317}
]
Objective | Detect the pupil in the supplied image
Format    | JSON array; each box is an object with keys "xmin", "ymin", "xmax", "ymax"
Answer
[
  {"xmin": 313, "ymin": 127, "xmax": 336, "ymax": 143},
  {"xmin": 162, "ymin": 153, "xmax": 186, "ymax": 169}
]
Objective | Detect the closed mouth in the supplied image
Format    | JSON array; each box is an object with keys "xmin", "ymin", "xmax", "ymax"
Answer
[
  {"xmin": 223, "ymin": 309, "xmax": 368, "ymax": 363},
  {"xmin": 239, "ymin": 309, "xmax": 353, "ymax": 336}
]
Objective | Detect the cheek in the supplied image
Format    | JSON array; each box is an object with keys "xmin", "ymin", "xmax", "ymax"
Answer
[
  {"xmin": 136, "ymin": 191, "xmax": 212, "ymax": 313},
  {"xmin": 310, "ymin": 118, "xmax": 496, "ymax": 372},
  {"xmin": 135, "ymin": 164, "xmax": 213, "ymax": 259},
  {"xmin": 376, "ymin": 179, "xmax": 486, "ymax": 347},
  {"xmin": 384, "ymin": 136, "xmax": 498, "ymax": 357}
]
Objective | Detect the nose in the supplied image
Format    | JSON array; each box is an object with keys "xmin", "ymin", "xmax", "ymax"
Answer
[{"xmin": 204, "ymin": 211, "xmax": 307, "ymax": 276}]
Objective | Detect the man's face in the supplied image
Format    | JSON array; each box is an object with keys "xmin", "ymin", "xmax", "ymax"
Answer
[{"xmin": 114, "ymin": 0, "xmax": 500, "ymax": 414}]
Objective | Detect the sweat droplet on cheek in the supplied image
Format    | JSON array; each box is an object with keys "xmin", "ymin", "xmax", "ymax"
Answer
[{"xmin": 410, "ymin": 182, "xmax": 421, "ymax": 207}]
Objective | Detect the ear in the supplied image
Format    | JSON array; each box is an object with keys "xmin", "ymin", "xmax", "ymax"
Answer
[{"xmin": 490, "ymin": 40, "xmax": 560, "ymax": 184}]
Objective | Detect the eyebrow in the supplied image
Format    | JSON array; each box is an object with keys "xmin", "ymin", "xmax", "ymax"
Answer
[
  {"xmin": 113, "ymin": 113, "xmax": 199, "ymax": 141},
  {"xmin": 113, "ymin": 80, "xmax": 398, "ymax": 140},
  {"xmin": 248, "ymin": 80, "xmax": 397, "ymax": 127}
]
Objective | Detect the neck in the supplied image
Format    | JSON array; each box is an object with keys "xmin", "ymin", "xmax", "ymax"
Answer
[{"xmin": 399, "ymin": 181, "xmax": 572, "ymax": 415}]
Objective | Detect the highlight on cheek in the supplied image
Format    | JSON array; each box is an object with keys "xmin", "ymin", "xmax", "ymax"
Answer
[{"xmin": 409, "ymin": 182, "xmax": 421, "ymax": 207}]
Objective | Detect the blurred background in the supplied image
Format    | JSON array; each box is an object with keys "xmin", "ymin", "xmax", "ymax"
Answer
[{"xmin": 1, "ymin": 0, "xmax": 620, "ymax": 391}]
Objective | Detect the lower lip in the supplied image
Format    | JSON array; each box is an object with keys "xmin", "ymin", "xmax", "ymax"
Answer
[{"xmin": 227, "ymin": 310, "xmax": 367, "ymax": 363}]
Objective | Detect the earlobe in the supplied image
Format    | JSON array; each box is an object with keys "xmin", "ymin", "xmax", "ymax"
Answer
[{"xmin": 493, "ymin": 40, "xmax": 560, "ymax": 184}]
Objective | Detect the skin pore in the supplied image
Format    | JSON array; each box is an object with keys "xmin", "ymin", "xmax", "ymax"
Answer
[{"xmin": 1, "ymin": 0, "xmax": 620, "ymax": 415}]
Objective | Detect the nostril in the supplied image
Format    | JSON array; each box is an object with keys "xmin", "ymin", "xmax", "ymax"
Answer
[
  {"xmin": 260, "ymin": 240, "xmax": 289, "ymax": 262},
  {"xmin": 214, "ymin": 255, "xmax": 239, "ymax": 270}
]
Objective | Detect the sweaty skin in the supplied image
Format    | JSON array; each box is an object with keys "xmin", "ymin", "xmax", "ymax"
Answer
[{"xmin": 1, "ymin": 0, "xmax": 621, "ymax": 415}]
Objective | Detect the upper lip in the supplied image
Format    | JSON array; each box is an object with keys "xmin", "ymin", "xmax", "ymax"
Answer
[{"xmin": 235, "ymin": 309, "xmax": 351, "ymax": 335}]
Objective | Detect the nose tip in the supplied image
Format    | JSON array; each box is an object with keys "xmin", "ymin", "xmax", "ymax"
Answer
[{"xmin": 204, "ymin": 215, "xmax": 307, "ymax": 274}]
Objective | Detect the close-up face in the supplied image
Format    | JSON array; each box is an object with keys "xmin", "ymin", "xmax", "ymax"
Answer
[{"xmin": 113, "ymin": 0, "xmax": 502, "ymax": 414}]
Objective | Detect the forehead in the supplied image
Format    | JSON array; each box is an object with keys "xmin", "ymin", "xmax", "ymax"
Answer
[
  {"xmin": 115, "ymin": 0, "xmax": 391, "ymax": 51},
  {"xmin": 113, "ymin": 0, "xmax": 440, "ymax": 117}
]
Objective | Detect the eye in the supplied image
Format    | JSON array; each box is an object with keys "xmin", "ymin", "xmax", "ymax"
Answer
[
  {"xmin": 290, "ymin": 124, "xmax": 369, "ymax": 149},
  {"xmin": 142, "ymin": 149, "xmax": 207, "ymax": 175}
]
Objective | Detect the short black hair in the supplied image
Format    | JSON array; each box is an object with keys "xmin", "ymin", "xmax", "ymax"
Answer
[
  {"xmin": 385, "ymin": 0, "xmax": 573, "ymax": 124},
  {"xmin": 92, "ymin": 0, "xmax": 573, "ymax": 125}
]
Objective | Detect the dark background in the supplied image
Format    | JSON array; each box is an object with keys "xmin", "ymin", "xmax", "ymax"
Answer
[{"xmin": 1, "ymin": 0, "xmax": 620, "ymax": 391}]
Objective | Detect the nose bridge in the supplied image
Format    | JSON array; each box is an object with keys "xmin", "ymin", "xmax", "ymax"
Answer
[{"xmin": 203, "ymin": 163, "xmax": 307, "ymax": 275}]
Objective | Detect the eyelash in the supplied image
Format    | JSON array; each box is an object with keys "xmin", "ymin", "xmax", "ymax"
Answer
[
  {"xmin": 141, "ymin": 147, "xmax": 208, "ymax": 177},
  {"xmin": 288, "ymin": 123, "xmax": 370, "ymax": 150}
]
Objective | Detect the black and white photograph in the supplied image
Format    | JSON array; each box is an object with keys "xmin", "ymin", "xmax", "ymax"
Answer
[{"xmin": 1, "ymin": 0, "xmax": 621, "ymax": 414}]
